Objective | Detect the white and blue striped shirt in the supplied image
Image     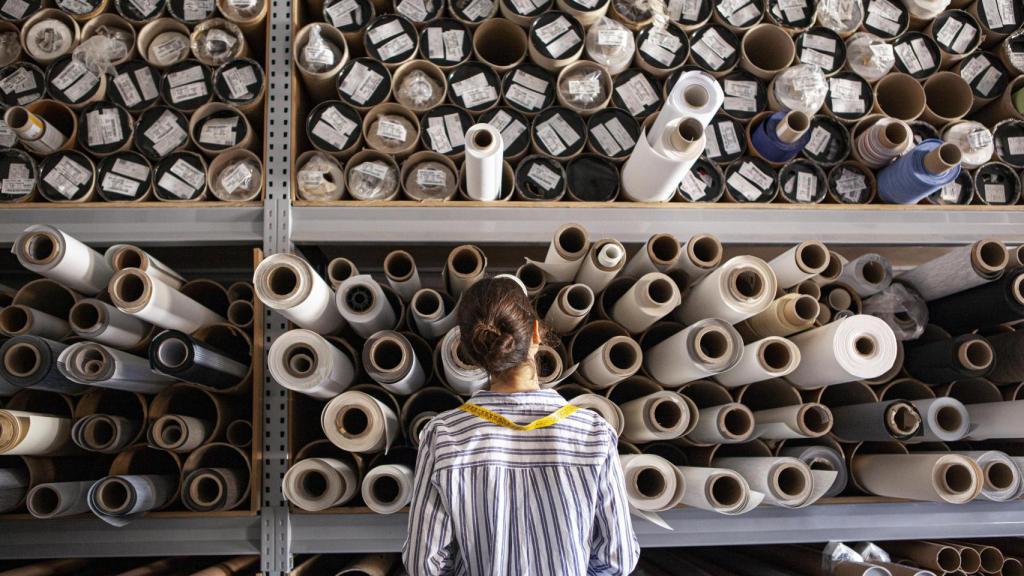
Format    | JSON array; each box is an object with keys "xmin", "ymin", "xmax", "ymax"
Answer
[{"xmin": 403, "ymin": 389, "xmax": 639, "ymax": 576}]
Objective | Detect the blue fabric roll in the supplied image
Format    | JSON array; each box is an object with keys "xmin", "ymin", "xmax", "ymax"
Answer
[
  {"xmin": 878, "ymin": 139, "xmax": 961, "ymax": 204},
  {"xmin": 750, "ymin": 112, "xmax": 812, "ymax": 163}
]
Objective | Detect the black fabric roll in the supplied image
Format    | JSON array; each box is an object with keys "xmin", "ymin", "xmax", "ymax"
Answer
[
  {"xmin": 0, "ymin": 336, "xmax": 86, "ymax": 395},
  {"xmin": 927, "ymin": 268, "xmax": 1024, "ymax": 334},
  {"xmin": 986, "ymin": 330, "xmax": 1024, "ymax": 385},
  {"xmin": 904, "ymin": 333, "xmax": 992, "ymax": 384},
  {"xmin": 149, "ymin": 330, "xmax": 249, "ymax": 391}
]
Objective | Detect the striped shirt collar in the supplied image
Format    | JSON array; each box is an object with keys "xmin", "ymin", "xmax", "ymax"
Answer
[{"xmin": 469, "ymin": 389, "xmax": 567, "ymax": 408}]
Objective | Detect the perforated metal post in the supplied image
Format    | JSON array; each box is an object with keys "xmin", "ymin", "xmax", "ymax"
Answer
[{"xmin": 261, "ymin": 0, "xmax": 295, "ymax": 571}]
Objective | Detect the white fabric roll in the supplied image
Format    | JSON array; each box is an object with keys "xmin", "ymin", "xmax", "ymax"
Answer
[
  {"xmin": 362, "ymin": 464, "xmax": 414, "ymax": 514},
  {"xmin": 622, "ymin": 234, "xmax": 681, "ymax": 278},
  {"xmin": 363, "ymin": 331, "xmax": 426, "ymax": 396},
  {"xmin": 619, "ymin": 454, "xmax": 686, "ymax": 513},
  {"xmin": 672, "ymin": 234, "xmax": 724, "ymax": 284},
  {"xmin": 714, "ymin": 337, "xmax": 801, "ymax": 388},
  {"xmin": 336, "ymin": 275, "xmax": 397, "ymax": 339},
  {"xmin": 964, "ymin": 401, "xmax": 1024, "ymax": 441},
  {"xmin": 58, "ymin": 342, "xmax": 176, "ymax": 394},
  {"xmin": 752, "ymin": 403, "xmax": 833, "ymax": 440},
  {"xmin": 27, "ymin": 480, "xmax": 94, "ymax": 519},
  {"xmin": 649, "ymin": 70, "xmax": 724, "ymax": 140},
  {"xmin": 622, "ymin": 125, "xmax": 705, "ymax": 203},
  {"xmin": 768, "ymin": 241, "xmax": 830, "ymax": 289},
  {"xmin": 785, "ymin": 315, "xmax": 898, "ymax": 389},
  {"xmin": 440, "ymin": 327, "xmax": 489, "ymax": 395},
  {"xmin": 677, "ymin": 256, "xmax": 778, "ymax": 325},
  {"xmin": 410, "ymin": 289, "xmax": 459, "ymax": 341},
  {"xmin": 268, "ymin": 329, "xmax": 356, "ymax": 399},
  {"xmin": 852, "ymin": 453, "xmax": 982, "ymax": 504},
  {"xmin": 778, "ymin": 444, "xmax": 848, "ymax": 498},
  {"xmin": 526, "ymin": 224, "xmax": 591, "ymax": 283},
  {"xmin": 578, "ymin": 335, "xmax": 642, "ymax": 390},
  {"xmin": 544, "ymin": 284, "xmax": 594, "ymax": 335},
  {"xmin": 464, "ymin": 124, "xmax": 504, "ymax": 201},
  {"xmin": 572, "ymin": 393, "xmax": 624, "ymax": 436},
  {"xmin": 0, "ymin": 410, "xmax": 73, "ymax": 455},
  {"xmin": 254, "ymin": 253, "xmax": 346, "ymax": 334},
  {"xmin": 322, "ymin": 391, "xmax": 399, "ymax": 453},
  {"xmin": 87, "ymin": 474, "xmax": 176, "ymax": 527},
  {"xmin": 619, "ymin": 391, "xmax": 694, "ymax": 443},
  {"xmin": 574, "ymin": 239, "xmax": 626, "ymax": 293},
  {"xmin": 960, "ymin": 450, "xmax": 1021, "ymax": 502},
  {"xmin": 836, "ymin": 253, "xmax": 893, "ymax": 298},
  {"xmin": 69, "ymin": 299, "xmax": 151, "ymax": 350},
  {"xmin": 105, "ymin": 244, "xmax": 186, "ymax": 291},
  {"xmin": 715, "ymin": 456, "xmax": 836, "ymax": 508},
  {"xmin": 110, "ymin": 270, "xmax": 225, "ymax": 334},
  {"xmin": 611, "ymin": 272, "xmax": 682, "ymax": 334},
  {"xmin": 383, "ymin": 250, "xmax": 422, "ymax": 303},
  {"xmin": 0, "ymin": 305, "xmax": 70, "ymax": 340},
  {"xmin": 283, "ymin": 457, "xmax": 358, "ymax": 511},
  {"xmin": 686, "ymin": 403, "xmax": 755, "ymax": 445},
  {"xmin": 645, "ymin": 318, "xmax": 743, "ymax": 387},
  {"xmin": 677, "ymin": 466, "xmax": 764, "ymax": 515},
  {"xmin": 14, "ymin": 225, "xmax": 113, "ymax": 295},
  {"xmin": 908, "ymin": 397, "xmax": 969, "ymax": 442}
]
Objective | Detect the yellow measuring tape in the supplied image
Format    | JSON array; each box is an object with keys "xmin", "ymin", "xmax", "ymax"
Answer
[{"xmin": 458, "ymin": 403, "xmax": 579, "ymax": 431}]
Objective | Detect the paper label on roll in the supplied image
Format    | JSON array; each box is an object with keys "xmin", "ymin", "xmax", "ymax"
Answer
[
  {"xmin": 527, "ymin": 162, "xmax": 560, "ymax": 190},
  {"xmin": 984, "ymin": 184, "xmax": 1006, "ymax": 203},
  {"xmin": 427, "ymin": 27, "xmax": 444, "ymax": 58},
  {"xmin": 184, "ymin": 0, "xmax": 214, "ymax": 19},
  {"xmin": 536, "ymin": 124, "xmax": 567, "ymax": 155},
  {"xmin": 615, "ymin": 75, "xmax": 659, "ymax": 116},
  {"xmin": 87, "ymin": 110, "xmax": 124, "ymax": 147},
  {"xmin": 834, "ymin": 169, "xmax": 867, "ymax": 201},
  {"xmin": 692, "ymin": 39, "xmax": 725, "ymax": 69},
  {"xmin": 222, "ymin": 66, "xmax": 258, "ymax": 100},
  {"xmin": 426, "ymin": 119, "xmax": 453, "ymax": 153},
  {"xmin": 535, "ymin": 16, "xmax": 572, "ymax": 43},
  {"xmin": 326, "ymin": 0, "xmax": 359, "ymax": 25},
  {"xmin": 170, "ymin": 159, "xmax": 205, "ymax": 188},
  {"xmin": 135, "ymin": 69, "xmax": 159, "ymax": 101},
  {"xmin": 724, "ymin": 96, "xmax": 757, "ymax": 113},
  {"xmin": 727, "ymin": 172, "xmax": 762, "ymax": 201},
  {"xmin": 397, "ymin": 0, "xmax": 428, "ymax": 20},
  {"xmin": 939, "ymin": 181, "xmax": 960, "ymax": 202},
  {"xmin": 1008, "ymin": 137, "xmax": 1024, "ymax": 155},
  {"xmin": 53, "ymin": 60, "xmax": 88, "ymax": 91},
  {"xmin": 805, "ymin": 126, "xmax": 831, "ymax": 155},
  {"xmin": 795, "ymin": 171, "xmax": 816, "ymax": 202},
  {"xmin": 114, "ymin": 74, "xmax": 142, "ymax": 107},
  {"xmin": 546, "ymin": 29, "xmax": 581, "ymax": 58},
  {"xmin": 416, "ymin": 168, "xmax": 447, "ymax": 188},
  {"xmin": 0, "ymin": 67, "xmax": 36, "ymax": 95},
  {"xmin": 376, "ymin": 119, "xmax": 408, "ymax": 142},
  {"xmin": 2, "ymin": 177, "xmax": 33, "ymax": 197},
  {"xmin": 153, "ymin": 36, "xmax": 189, "ymax": 65},
  {"xmin": 47, "ymin": 156, "xmax": 91, "ymax": 196},
  {"xmin": 801, "ymin": 48, "xmax": 834, "ymax": 69},
  {"xmin": 64, "ymin": 73, "xmax": 100, "ymax": 104},
  {"xmin": 0, "ymin": 0, "xmax": 29, "ymax": 18},
  {"xmin": 443, "ymin": 30, "xmax": 463, "ymax": 59},
  {"xmin": 640, "ymin": 39, "xmax": 676, "ymax": 66},
  {"xmin": 200, "ymin": 117, "xmax": 239, "ymax": 146},
  {"xmin": 145, "ymin": 112, "xmax": 187, "ymax": 156},
  {"xmin": 461, "ymin": 0, "xmax": 493, "ymax": 18},
  {"xmin": 680, "ymin": 171, "xmax": 708, "ymax": 200},
  {"xmin": 866, "ymin": 11, "xmax": 901, "ymax": 34},
  {"xmin": 506, "ymin": 84, "xmax": 546, "ymax": 110},
  {"xmin": 102, "ymin": 173, "xmax": 141, "ymax": 196},
  {"xmin": 976, "ymin": 67, "xmax": 1001, "ymax": 96},
  {"xmin": 894, "ymin": 42, "xmax": 922, "ymax": 73},
  {"xmin": 113, "ymin": 159, "xmax": 150, "ymax": 181},
  {"xmin": 591, "ymin": 124, "xmax": 620, "ymax": 156},
  {"xmin": 167, "ymin": 66, "xmax": 205, "ymax": 87},
  {"xmin": 340, "ymin": 63, "xmax": 383, "ymax": 104},
  {"xmin": 354, "ymin": 162, "xmax": 389, "ymax": 180},
  {"xmin": 369, "ymin": 19, "xmax": 404, "ymax": 44},
  {"xmin": 158, "ymin": 172, "xmax": 195, "ymax": 198},
  {"xmin": 598, "ymin": 30, "xmax": 630, "ymax": 47},
  {"xmin": 379, "ymin": 34, "xmax": 414, "ymax": 60}
]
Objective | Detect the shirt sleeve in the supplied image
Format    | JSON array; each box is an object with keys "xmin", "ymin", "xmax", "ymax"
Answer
[
  {"xmin": 587, "ymin": 430, "xmax": 640, "ymax": 576},
  {"xmin": 403, "ymin": 420, "xmax": 458, "ymax": 576}
]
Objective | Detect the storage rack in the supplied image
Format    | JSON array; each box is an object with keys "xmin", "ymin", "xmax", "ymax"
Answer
[{"xmin": 0, "ymin": 0, "xmax": 1023, "ymax": 573}]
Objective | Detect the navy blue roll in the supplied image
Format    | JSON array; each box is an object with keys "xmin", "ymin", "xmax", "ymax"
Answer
[
  {"xmin": 750, "ymin": 112, "xmax": 811, "ymax": 163},
  {"xmin": 877, "ymin": 139, "xmax": 961, "ymax": 204}
]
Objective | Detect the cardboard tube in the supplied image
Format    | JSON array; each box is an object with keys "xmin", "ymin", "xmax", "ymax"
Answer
[
  {"xmin": 217, "ymin": 0, "xmax": 268, "ymax": 41},
  {"xmin": 544, "ymin": 284, "xmax": 594, "ymax": 335},
  {"xmin": 880, "ymin": 541, "xmax": 961, "ymax": 572},
  {"xmin": 137, "ymin": 18, "xmax": 191, "ymax": 69},
  {"xmin": 575, "ymin": 328, "xmax": 641, "ymax": 390},
  {"xmin": 362, "ymin": 463, "xmax": 414, "ymax": 514},
  {"xmin": 556, "ymin": 60, "xmax": 613, "ymax": 115},
  {"xmin": 192, "ymin": 556, "xmax": 260, "ymax": 576},
  {"xmin": 326, "ymin": 258, "xmax": 358, "ymax": 290},
  {"xmin": 226, "ymin": 300, "xmax": 254, "ymax": 330},
  {"xmin": 283, "ymin": 455, "xmax": 359, "ymax": 511},
  {"xmin": 26, "ymin": 481, "xmax": 94, "ymax": 519},
  {"xmin": 321, "ymin": 390, "xmax": 399, "ymax": 453},
  {"xmin": 619, "ymin": 391, "xmax": 695, "ymax": 443},
  {"xmin": 0, "ymin": 306, "xmax": 70, "ymax": 340},
  {"xmin": 619, "ymin": 453, "xmax": 686, "ymax": 518},
  {"xmin": 5, "ymin": 101, "xmax": 75, "ymax": 154},
  {"xmin": 254, "ymin": 253, "xmax": 346, "ymax": 334},
  {"xmin": 0, "ymin": 410, "xmax": 73, "ymax": 455},
  {"xmin": 673, "ymin": 234, "xmax": 724, "ymax": 283},
  {"xmin": 713, "ymin": 456, "xmax": 824, "ymax": 508},
  {"xmin": 445, "ymin": 245, "xmax": 486, "ymax": 298},
  {"xmin": 575, "ymin": 239, "xmax": 626, "ymax": 294},
  {"xmin": 921, "ymin": 71, "xmax": 973, "ymax": 126},
  {"xmin": 188, "ymin": 103, "xmax": 256, "ymax": 157},
  {"xmin": 474, "ymin": 18, "xmax": 528, "ymax": 73},
  {"xmin": 768, "ymin": 241, "xmax": 830, "ymax": 289},
  {"xmin": 295, "ymin": 23, "xmax": 350, "ymax": 102},
  {"xmin": 409, "ymin": 288, "xmax": 456, "ymax": 340},
  {"xmin": 392, "ymin": 60, "xmax": 447, "ymax": 113},
  {"xmin": 526, "ymin": 223, "xmax": 590, "ymax": 283},
  {"xmin": 852, "ymin": 452, "xmax": 982, "ymax": 503},
  {"xmin": 181, "ymin": 442, "xmax": 250, "ymax": 511},
  {"xmin": 21, "ymin": 10, "xmax": 81, "ymax": 65},
  {"xmin": 363, "ymin": 102, "xmax": 420, "ymax": 159},
  {"xmin": 644, "ymin": 319, "xmax": 743, "ymax": 387},
  {"xmin": 686, "ymin": 402, "xmax": 755, "ymax": 444},
  {"xmin": 363, "ymin": 331, "xmax": 428, "ymax": 396},
  {"xmin": 874, "ymin": 73, "xmax": 927, "ymax": 121},
  {"xmin": 740, "ymin": 24, "xmax": 795, "ymax": 80},
  {"xmin": 611, "ymin": 272, "xmax": 683, "ymax": 335},
  {"xmin": 109, "ymin": 269, "xmax": 225, "ymax": 334},
  {"xmin": 107, "ymin": 246, "xmax": 184, "ymax": 292},
  {"xmin": 975, "ymin": 74, "xmax": 1024, "ymax": 126},
  {"xmin": 622, "ymin": 233, "xmax": 681, "ymax": 277},
  {"xmin": 80, "ymin": 15, "xmax": 136, "ymax": 64},
  {"xmin": 527, "ymin": 14, "xmax": 584, "ymax": 71}
]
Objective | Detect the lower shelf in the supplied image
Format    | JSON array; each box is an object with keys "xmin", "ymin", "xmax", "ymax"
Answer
[
  {"xmin": 289, "ymin": 500, "xmax": 1024, "ymax": 554},
  {"xmin": 0, "ymin": 515, "xmax": 261, "ymax": 559}
]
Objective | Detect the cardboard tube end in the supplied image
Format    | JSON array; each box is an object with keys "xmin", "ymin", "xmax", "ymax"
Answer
[
  {"xmin": 923, "ymin": 144, "xmax": 961, "ymax": 174},
  {"xmin": 776, "ymin": 111, "xmax": 810, "ymax": 143}
]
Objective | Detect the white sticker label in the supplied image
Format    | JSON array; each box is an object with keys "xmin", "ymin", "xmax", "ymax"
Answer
[
  {"xmin": 460, "ymin": 0, "xmax": 493, "ymax": 19},
  {"xmin": 506, "ymin": 83, "xmax": 546, "ymax": 110},
  {"xmin": 169, "ymin": 81, "xmax": 208, "ymax": 104},
  {"xmin": 171, "ymin": 159, "xmax": 205, "ymax": 189},
  {"xmin": 415, "ymin": 168, "xmax": 447, "ymax": 188},
  {"xmin": 368, "ymin": 19, "xmax": 404, "ymax": 44},
  {"xmin": 805, "ymin": 126, "xmax": 831, "ymax": 155},
  {"xmin": 940, "ymin": 181, "xmax": 961, "ymax": 202},
  {"xmin": 527, "ymin": 162, "xmax": 560, "ymax": 190},
  {"xmin": 167, "ymin": 66, "xmax": 204, "ymax": 87},
  {"xmin": 615, "ymin": 73, "xmax": 659, "ymax": 116},
  {"xmin": 605, "ymin": 117, "xmax": 635, "ymax": 151},
  {"xmin": 597, "ymin": 29, "xmax": 630, "ymax": 47},
  {"xmin": 0, "ymin": 67, "xmax": 36, "ymax": 95},
  {"xmin": 112, "ymin": 158, "xmax": 150, "ymax": 181},
  {"xmin": 113, "ymin": 73, "xmax": 141, "ymax": 107},
  {"xmin": 1007, "ymin": 136, "xmax": 1024, "ymax": 155},
  {"xmin": 976, "ymin": 66, "xmax": 1001, "ymax": 97},
  {"xmin": 984, "ymin": 183, "xmax": 1006, "ymax": 203},
  {"xmin": 219, "ymin": 163, "xmax": 251, "ymax": 193},
  {"xmin": 396, "ymin": 0, "xmax": 428, "ymax": 21},
  {"xmin": 426, "ymin": 117, "xmax": 452, "ymax": 153},
  {"xmin": 144, "ymin": 111, "xmax": 187, "ymax": 156},
  {"xmin": 724, "ymin": 96, "xmax": 758, "ymax": 112},
  {"xmin": 376, "ymin": 118, "xmax": 408, "ymax": 142},
  {"xmin": 727, "ymin": 172, "xmax": 763, "ymax": 201},
  {"xmin": 222, "ymin": 65, "xmax": 258, "ymax": 100},
  {"xmin": 0, "ymin": 0, "xmax": 29, "ymax": 18},
  {"xmin": 427, "ymin": 26, "xmax": 444, "ymax": 59},
  {"xmin": 135, "ymin": 68, "xmax": 159, "ymax": 101},
  {"xmin": 724, "ymin": 79, "xmax": 758, "ymax": 99},
  {"xmin": 535, "ymin": 123, "xmax": 566, "ymax": 156},
  {"xmin": 444, "ymin": 113, "xmax": 465, "ymax": 147},
  {"xmin": 354, "ymin": 161, "xmax": 389, "ymax": 180},
  {"xmin": 312, "ymin": 121, "xmax": 349, "ymax": 149},
  {"xmin": 535, "ymin": 16, "xmax": 571, "ymax": 43},
  {"xmin": 738, "ymin": 161, "xmax": 773, "ymax": 188},
  {"xmin": 86, "ymin": 109, "xmax": 124, "ymax": 147},
  {"xmin": 45, "ymin": 156, "xmax": 91, "ymax": 199},
  {"xmin": 795, "ymin": 171, "xmax": 816, "ymax": 202},
  {"xmin": 719, "ymin": 121, "xmax": 741, "ymax": 154},
  {"xmin": 545, "ymin": 29, "xmax": 581, "ymax": 58},
  {"xmin": 443, "ymin": 30, "xmax": 464, "ymax": 60},
  {"xmin": 378, "ymin": 34, "xmax": 414, "ymax": 61},
  {"xmin": 199, "ymin": 117, "xmax": 239, "ymax": 146},
  {"xmin": 101, "ymin": 173, "xmax": 140, "ymax": 197},
  {"xmin": 802, "ymin": 33, "xmax": 836, "ymax": 52},
  {"xmin": 591, "ymin": 124, "xmax": 620, "ymax": 156},
  {"xmin": 679, "ymin": 171, "xmax": 708, "ymax": 200},
  {"xmin": 157, "ymin": 173, "xmax": 196, "ymax": 199}
]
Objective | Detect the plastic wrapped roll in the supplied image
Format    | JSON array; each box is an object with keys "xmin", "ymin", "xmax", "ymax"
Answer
[
  {"xmin": 622, "ymin": 233, "xmax": 681, "ymax": 277},
  {"xmin": 58, "ymin": 341, "xmax": 175, "ymax": 394},
  {"xmin": 644, "ymin": 319, "xmax": 743, "ymax": 387},
  {"xmin": 149, "ymin": 330, "xmax": 248, "ymax": 391},
  {"xmin": 927, "ymin": 268, "xmax": 1024, "ymax": 334},
  {"xmin": 87, "ymin": 474, "xmax": 176, "ymax": 527},
  {"xmin": 464, "ymin": 124, "xmax": 504, "ymax": 201},
  {"xmin": 836, "ymin": 253, "xmax": 893, "ymax": 298},
  {"xmin": 852, "ymin": 453, "xmax": 981, "ymax": 504},
  {"xmin": 735, "ymin": 293, "xmax": 819, "ymax": 341},
  {"xmin": 714, "ymin": 456, "xmax": 835, "ymax": 508},
  {"xmin": 0, "ymin": 336, "xmax": 85, "ymax": 395},
  {"xmin": 778, "ymin": 444, "xmax": 847, "ymax": 498},
  {"xmin": 649, "ymin": 69, "xmax": 724, "ymax": 139},
  {"xmin": 676, "ymin": 256, "xmax": 778, "ymax": 325},
  {"xmin": 785, "ymin": 315, "xmax": 898, "ymax": 389},
  {"xmin": 283, "ymin": 457, "xmax": 359, "ymax": 511},
  {"xmin": 619, "ymin": 391, "xmax": 695, "ymax": 443},
  {"xmin": 571, "ymin": 393, "xmax": 624, "ymax": 436},
  {"xmin": 445, "ymin": 245, "xmax": 487, "ymax": 298},
  {"xmin": 0, "ymin": 410, "xmax": 72, "ymax": 455},
  {"xmin": 908, "ymin": 397, "xmax": 969, "ymax": 443},
  {"xmin": 410, "ymin": 289, "xmax": 458, "ymax": 341},
  {"xmin": 611, "ymin": 273, "xmax": 682, "ymax": 335},
  {"xmin": 383, "ymin": 250, "xmax": 421, "ymax": 303},
  {"xmin": 13, "ymin": 225, "xmax": 113, "ymax": 295},
  {"xmin": 110, "ymin": 269, "xmax": 225, "ymax": 334},
  {"xmin": 439, "ymin": 327, "xmax": 489, "ymax": 395},
  {"xmin": 898, "ymin": 240, "xmax": 1008, "ymax": 302},
  {"xmin": 768, "ymin": 241, "xmax": 830, "ymax": 289},
  {"xmin": 71, "ymin": 414, "xmax": 139, "ymax": 454},
  {"xmin": 677, "ymin": 466, "xmax": 763, "ymax": 515},
  {"xmin": 253, "ymin": 253, "xmax": 346, "ymax": 335},
  {"xmin": 69, "ymin": 299, "xmax": 151, "ymax": 350},
  {"xmin": 714, "ymin": 337, "xmax": 801, "ymax": 388},
  {"xmin": 904, "ymin": 333, "xmax": 993, "ymax": 384},
  {"xmin": 575, "ymin": 239, "xmax": 626, "ymax": 293},
  {"xmin": 362, "ymin": 463, "xmax": 414, "ymax": 515},
  {"xmin": 752, "ymin": 403, "xmax": 833, "ymax": 440},
  {"xmin": 960, "ymin": 450, "xmax": 1021, "ymax": 502},
  {"xmin": 862, "ymin": 283, "xmax": 929, "ymax": 341},
  {"xmin": 0, "ymin": 306, "xmax": 70, "ymax": 340},
  {"xmin": 105, "ymin": 244, "xmax": 186, "ymax": 291},
  {"xmin": 336, "ymin": 275, "xmax": 398, "ymax": 339},
  {"xmin": 26, "ymin": 480, "xmax": 93, "ymax": 519},
  {"xmin": 830, "ymin": 400, "xmax": 922, "ymax": 442},
  {"xmin": 268, "ymin": 329, "xmax": 356, "ymax": 400},
  {"xmin": 322, "ymin": 390, "xmax": 399, "ymax": 453},
  {"xmin": 619, "ymin": 454, "xmax": 686, "ymax": 521},
  {"xmin": 687, "ymin": 403, "xmax": 755, "ymax": 444},
  {"xmin": 363, "ymin": 331, "xmax": 426, "ymax": 396},
  {"xmin": 544, "ymin": 284, "xmax": 594, "ymax": 335}
]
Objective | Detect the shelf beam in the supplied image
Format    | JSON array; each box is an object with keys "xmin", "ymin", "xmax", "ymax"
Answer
[
  {"xmin": 0, "ymin": 516, "xmax": 261, "ymax": 559},
  {"xmin": 290, "ymin": 501, "xmax": 1024, "ymax": 554}
]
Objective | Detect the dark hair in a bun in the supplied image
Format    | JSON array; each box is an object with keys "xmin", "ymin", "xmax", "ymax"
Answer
[{"xmin": 457, "ymin": 277, "xmax": 536, "ymax": 377}]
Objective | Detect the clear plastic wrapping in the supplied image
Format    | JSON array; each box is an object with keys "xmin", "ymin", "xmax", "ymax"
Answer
[
  {"xmin": 585, "ymin": 18, "xmax": 635, "ymax": 74},
  {"xmin": 818, "ymin": 0, "xmax": 863, "ymax": 35},
  {"xmin": 559, "ymin": 68, "xmax": 607, "ymax": 110},
  {"xmin": 349, "ymin": 160, "xmax": 398, "ymax": 200},
  {"xmin": 773, "ymin": 64, "xmax": 828, "ymax": 116},
  {"xmin": 300, "ymin": 24, "xmax": 341, "ymax": 72},
  {"xmin": 397, "ymin": 70, "xmax": 442, "ymax": 109},
  {"xmin": 862, "ymin": 282, "xmax": 928, "ymax": 341},
  {"xmin": 846, "ymin": 32, "xmax": 895, "ymax": 82},
  {"xmin": 192, "ymin": 21, "xmax": 244, "ymax": 66},
  {"xmin": 406, "ymin": 160, "xmax": 455, "ymax": 200},
  {"xmin": 612, "ymin": 0, "xmax": 653, "ymax": 23},
  {"xmin": 224, "ymin": 0, "xmax": 263, "ymax": 18},
  {"xmin": 368, "ymin": 114, "xmax": 415, "ymax": 152},
  {"xmin": 944, "ymin": 121, "xmax": 994, "ymax": 169},
  {"xmin": 74, "ymin": 35, "xmax": 127, "ymax": 76},
  {"xmin": 297, "ymin": 153, "xmax": 345, "ymax": 201},
  {"xmin": 214, "ymin": 158, "xmax": 261, "ymax": 201}
]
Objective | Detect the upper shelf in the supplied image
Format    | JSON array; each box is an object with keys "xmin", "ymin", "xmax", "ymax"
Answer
[
  {"xmin": 289, "ymin": 500, "xmax": 1024, "ymax": 554},
  {"xmin": 291, "ymin": 203, "xmax": 1024, "ymax": 245},
  {"xmin": 0, "ymin": 204, "xmax": 264, "ymax": 246}
]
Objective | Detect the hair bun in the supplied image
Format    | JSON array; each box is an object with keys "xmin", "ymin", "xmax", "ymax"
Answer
[
  {"xmin": 467, "ymin": 322, "xmax": 518, "ymax": 373},
  {"xmin": 456, "ymin": 278, "xmax": 537, "ymax": 376}
]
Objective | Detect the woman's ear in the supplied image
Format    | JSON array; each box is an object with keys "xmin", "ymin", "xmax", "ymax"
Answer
[{"xmin": 532, "ymin": 320, "xmax": 542, "ymax": 345}]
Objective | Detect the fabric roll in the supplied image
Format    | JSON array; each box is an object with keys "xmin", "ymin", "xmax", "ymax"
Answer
[
  {"xmin": 336, "ymin": 275, "xmax": 398, "ymax": 339},
  {"xmin": 686, "ymin": 403, "xmax": 756, "ymax": 445},
  {"xmin": 445, "ymin": 245, "xmax": 487, "ymax": 298},
  {"xmin": 644, "ymin": 319, "xmax": 743, "ymax": 387},
  {"xmin": 830, "ymin": 400, "xmax": 922, "ymax": 442},
  {"xmin": 363, "ymin": 331, "xmax": 426, "ymax": 396},
  {"xmin": 0, "ymin": 306, "xmax": 71, "ymax": 340},
  {"xmin": 897, "ymin": 240, "xmax": 1008, "ymax": 301},
  {"xmin": 87, "ymin": 474, "xmax": 177, "ymax": 527},
  {"xmin": 58, "ymin": 341, "xmax": 176, "ymax": 394},
  {"xmin": 253, "ymin": 253, "xmax": 346, "ymax": 334},
  {"xmin": 984, "ymin": 330, "xmax": 1024, "ymax": 384},
  {"xmin": 964, "ymin": 401, "xmax": 1024, "ymax": 440},
  {"xmin": 714, "ymin": 337, "xmax": 801, "ymax": 388},
  {"xmin": 835, "ymin": 253, "xmax": 893, "ymax": 297},
  {"xmin": 110, "ymin": 269, "xmax": 226, "ymax": 334},
  {"xmin": 26, "ymin": 480, "xmax": 94, "ymax": 519},
  {"xmin": 0, "ymin": 410, "xmax": 72, "ymax": 455},
  {"xmin": 926, "ymin": 268, "xmax": 1024, "ymax": 334},
  {"xmin": 908, "ymin": 397, "xmax": 970, "ymax": 442},
  {"xmin": 578, "ymin": 335, "xmax": 642, "ymax": 390},
  {"xmin": 544, "ymin": 284, "xmax": 595, "ymax": 335},
  {"xmin": 673, "ymin": 234, "xmax": 724, "ymax": 284},
  {"xmin": 619, "ymin": 454, "xmax": 686, "ymax": 527},
  {"xmin": 0, "ymin": 466, "xmax": 28, "ymax": 513},
  {"xmin": 0, "ymin": 336, "xmax": 86, "ymax": 395},
  {"xmin": 862, "ymin": 283, "xmax": 929, "ymax": 341},
  {"xmin": 69, "ymin": 299, "xmax": 151, "ymax": 350},
  {"xmin": 267, "ymin": 329, "xmax": 356, "ymax": 399},
  {"xmin": 71, "ymin": 414, "xmax": 140, "ymax": 454},
  {"xmin": 676, "ymin": 256, "xmax": 778, "ymax": 325},
  {"xmin": 181, "ymin": 467, "xmax": 247, "ymax": 512},
  {"xmin": 283, "ymin": 457, "xmax": 359, "ymax": 511},
  {"xmin": 410, "ymin": 289, "xmax": 458, "ymax": 341},
  {"xmin": 778, "ymin": 444, "xmax": 848, "ymax": 498},
  {"xmin": 959, "ymin": 450, "xmax": 1021, "ymax": 502},
  {"xmin": 904, "ymin": 333, "xmax": 993, "ymax": 384},
  {"xmin": 383, "ymin": 250, "xmax": 422, "ymax": 302},
  {"xmin": 852, "ymin": 453, "xmax": 982, "ymax": 504},
  {"xmin": 619, "ymin": 391, "xmax": 695, "ymax": 443},
  {"xmin": 714, "ymin": 456, "xmax": 836, "ymax": 509},
  {"xmin": 149, "ymin": 414, "xmax": 212, "ymax": 452},
  {"xmin": 571, "ymin": 393, "xmax": 624, "ymax": 436},
  {"xmin": 361, "ymin": 463, "xmax": 414, "ymax": 515},
  {"xmin": 149, "ymin": 329, "xmax": 249, "ymax": 391},
  {"xmin": 621, "ymin": 234, "xmax": 682, "ymax": 278},
  {"xmin": 611, "ymin": 273, "xmax": 682, "ymax": 335},
  {"xmin": 677, "ymin": 466, "xmax": 764, "ymax": 515},
  {"xmin": 734, "ymin": 293, "xmax": 819, "ymax": 340},
  {"xmin": 439, "ymin": 327, "xmax": 489, "ymax": 395},
  {"xmin": 752, "ymin": 403, "xmax": 834, "ymax": 440},
  {"xmin": 768, "ymin": 241, "xmax": 831, "ymax": 289},
  {"xmin": 785, "ymin": 315, "xmax": 898, "ymax": 389},
  {"xmin": 14, "ymin": 225, "xmax": 113, "ymax": 295},
  {"xmin": 105, "ymin": 244, "xmax": 187, "ymax": 290},
  {"xmin": 322, "ymin": 390, "xmax": 399, "ymax": 453}
]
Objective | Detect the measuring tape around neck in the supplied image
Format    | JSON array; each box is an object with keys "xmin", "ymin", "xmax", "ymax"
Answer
[{"xmin": 458, "ymin": 403, "xmax": 579, "ymax": 431}]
